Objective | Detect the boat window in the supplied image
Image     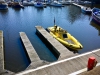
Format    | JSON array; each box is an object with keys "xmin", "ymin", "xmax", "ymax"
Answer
[{"xmin": 63, "ymin": 34, "xmax": 67, "ymax": 38}]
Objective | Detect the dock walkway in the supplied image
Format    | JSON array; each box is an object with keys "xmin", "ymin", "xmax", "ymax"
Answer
[
  {"xmin": 0, "ymin": 31, "xmax": 4, "ymax": 74},
  {"xmin": 35, "ymin": 26, "xmax": 76, "ymax": 60},
  {"xmin": 16, "ymin": 49, "xmax": 100, "ymax": 75},
  {"xmin": 20, "ymin": 32, "xmax": 45, "ymax": 70},
  {"xmin": 72, "ymin": 3, "xmax": 92, "ymax": 14},
  {"xmin": 72, "ymin": 3, "xmax": 84, "ymax": 8},
  {"xmin": 20, "ymin": 32, "xmax": 41, "ymax": 63}
]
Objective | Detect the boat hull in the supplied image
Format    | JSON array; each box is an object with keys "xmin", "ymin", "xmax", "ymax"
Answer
[
  {"xmin": 34, "ymin": 2, "xmax": 44, "ymax": 8},
  {"xmin": 81, "ymin": 7, "xmax": 91, "ymax": 14},
  {"xmin": 91, "ymin": 8, "xmax": 100, "ymax": 25},
  {"xmin": 12, "ymin": 2, "xmax": 24, "ymax": 8},
  {"xmin": 34, "ymin": 4, "xmax": 43, "ymax": 8},
  {"xmin": 13, "ymin": 4, "xmax": 24, "ymax": 8},
  {"xmin": 50, "ymin": 4, "xmax": 63, "ymax": 7},
  {"xmin": 47, "ymin": 26, "xmax": 83, "ymax": 50},
  {"xmin": 0, "ymin": 4, "xmax": 8, "ymax": 10}
]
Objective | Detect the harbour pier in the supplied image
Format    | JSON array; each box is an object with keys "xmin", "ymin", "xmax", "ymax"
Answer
[
  {"xmin": 1, "ymin": 27, "xmax": 100, "ymax": 75},
  {"xmin": 20, "ymin": 32, "xmax": 48, "ymax": 70},
  {"xmin": 20, "ymin": 32, "xmax": 41, "ymax": 63},
  {"xmin": 72, "ymin": 3, "xmax": 92, "ymax": 14},
  {"xmin": 72, "ymin": 3, "xmax": 92, "ymax": 9},
  {"xmin": 0, "ymin": 31, "xmax": 14, "ymax": 75},
  {"xmin": 72, "ymin": 3, "xmax": 84, "ymax": 8},
  {"xmin": 0, "ymin": 31, "xmax": 4, "ymax": 74},
  {"xmin": 16, "ymin": 26, "xmax": 100, "ymax": 75}
]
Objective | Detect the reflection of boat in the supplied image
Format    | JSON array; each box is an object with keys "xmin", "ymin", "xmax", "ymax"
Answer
[
  {"xmin": 12, "ymin": 2, "xmax": 24, "ymax": 8},
  {"xmin": 91, "ymin": 7, "xmax": 100, "ymax": 25},
  {"xmin": 50, "ymin": 1, "xmax": 64, "ymax": 7},
  {"xmin": 68, "ymin": 5, "xmax": 81, "ymax": 24},
  {"xmin": 0, "ymin": 1, "xmax": 8, "ymax": 10},
  {"xmin": 34, "ymin": 2, "xmax": 44, "ymax": 8},
  {"xmin": 47, "ymin": 25, "xmax": 83, "ymax": 50},
  {"xmin": 90, "ymin": 20, "xmax": 100, "ymax": 36},
  {"xmin": 81, "ymin": 7, "xmax": 92, "ymax": 14}
]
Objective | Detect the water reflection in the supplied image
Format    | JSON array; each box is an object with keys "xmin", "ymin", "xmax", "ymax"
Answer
[
  {"xmin": 0, "ymin": 9, "xmax": 8, "ymax": 15},
  {"xmin": 67, "ymin": 5, "xmax": 81, "ymax": 24},
  {"xmin": 90, "ymin": 20, "xmax": 100, "ymax": 36},
  {"xmin": 13, "ymin": 8, "xmax": 22, "ymax": 11}
]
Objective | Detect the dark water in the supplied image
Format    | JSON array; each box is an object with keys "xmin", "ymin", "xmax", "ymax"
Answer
[{"xmin": 0, "ymin": 5, "xmax": 100, "ymax": 72}]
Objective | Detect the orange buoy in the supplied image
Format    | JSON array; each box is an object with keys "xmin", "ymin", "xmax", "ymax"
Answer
[{"xmin": 87, "ymin": 56, "xmax": 97, "ymax": 71}]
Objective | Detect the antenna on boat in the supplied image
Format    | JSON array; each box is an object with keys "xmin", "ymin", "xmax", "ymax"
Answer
[{"xmin": 54, "ymin": 17, "xmax": 55, "ymax": 25}]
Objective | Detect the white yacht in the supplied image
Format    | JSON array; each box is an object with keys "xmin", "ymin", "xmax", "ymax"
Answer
[
  {"xmin": 50, "ymin": 1, "xmax": 63, "ymax": 7},
  {"xmin": 23, "ymin": 0, "xmax": 34, "ymax": 6}
]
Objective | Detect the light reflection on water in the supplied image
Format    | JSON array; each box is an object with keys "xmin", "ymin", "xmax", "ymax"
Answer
[{"xmin": 0, "ymin": 5, "xmax": 100, "ymax": 72}]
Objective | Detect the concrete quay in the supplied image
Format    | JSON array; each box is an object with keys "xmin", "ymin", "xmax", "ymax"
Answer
[
  {"xmin": 72, "ymin": 3, "xmax": 92, "ymax": 10},
  {"xmin": 20, "ymin": 32, "xmax": 48, "ymax": 70},
  {"xmin": 0, "ymin": 31, "xmax": 15, "ymax": 75},
  {"xmin": 20, "ymin": 32, "xmax": 41, "ymax": 63},
  {"xmin": 72, "ymin": 3, "xmax": 84, "ymax": 8},
  {"xmin": 16, "ymin": 49, "xmax": 100, "ymax": 75},
  {"xmin": 16, "ymin": 28, "xmax": 100, "ymax": 75},
  {"xmin": 0, "ymin": 30, "xmax": 4, "ymax": 74}
]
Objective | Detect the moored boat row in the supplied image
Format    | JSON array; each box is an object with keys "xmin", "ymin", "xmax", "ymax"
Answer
[{"xmin": 1, "ymin": 0, "xmax": 72, "ymax": 9}]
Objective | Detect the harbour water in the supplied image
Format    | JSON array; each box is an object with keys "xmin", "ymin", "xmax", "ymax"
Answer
[{"xmin": 0, "ymin": 5, "xmax": 100, "ymax": 72}]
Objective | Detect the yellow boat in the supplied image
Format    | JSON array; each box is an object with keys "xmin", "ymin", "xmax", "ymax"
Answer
[{"xmin": 47, "ymin": 25, "xmax": 83, "ymax": 50}]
